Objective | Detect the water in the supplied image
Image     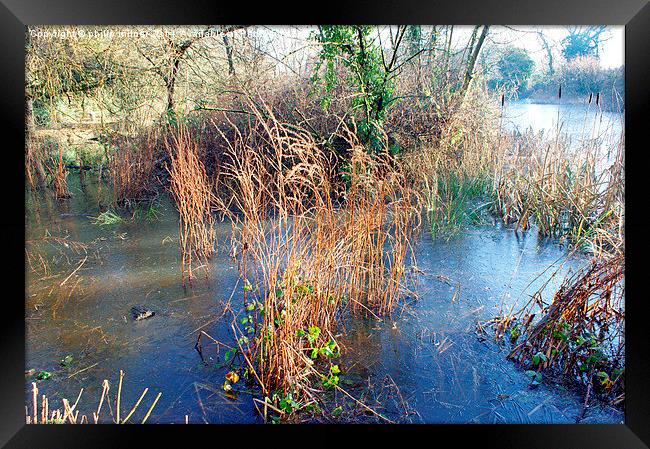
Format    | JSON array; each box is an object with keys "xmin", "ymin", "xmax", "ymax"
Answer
[
  {"xmin": 502, "ymin": 101, "xmax": 623, "ymax": 150},
  {"xmin": 25, "ymin": 174, "xmax": 623, "ymax": 424}
]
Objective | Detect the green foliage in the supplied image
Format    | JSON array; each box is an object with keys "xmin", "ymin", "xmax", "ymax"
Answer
[
  {"xmin": 297, "ymin": 325, "xmax": 341, "ymax": 360},
  {"xmin": 532, "ymin": 351, "xmax": 547, "ymax": 367},
  {"xmin": 32, "ymin": 99, "xmax": 51, "ymax": 126},
  {"xmin": 318, "ymin": 340, "xmax": 340, "ymax": 359},
  {"xmin": 312, "ymin": 25, "xmax": 395, "ymax": 152},
  {"xmin": 296, "ymin": 283, "xmax": 315, "ymax": 298},
  {"xmin": 491, "ymin": 47, "xmax": 534, "ymax": 93},
  {"xmin": 132, "ymin": 201, "xmax": 161, "ymax": 222},
  {"xmin": 556, "ymin": 56, "xmax": 621, "ymax": 99},
  {"xmin": 267, "ymin": 390, "xmax": 309, "ymax": 420},
  {"xmin": 561, "ymin": 28, "xmax": 606, "ymax": 61},
  {"xmin": 36, "ymin": 370, "xmax": 52, "ymax": 380},
  {"xmin": 429, "ymin": 172, "xmax": 490, "ymax": 238},
  {"xmin": 551, "ymin": 321, "xmax": 570, "ymax": 343},
  {"xmin": 405, "ymin": 25, "xmax": 423, "ymax": 56},
  {"xmin": 509, "ymin": 325, "xmax": 521, "ymax": 343},
  {"xmin": 223, "ymin": 348, "xmax": 237, "ymax": 363},
  {"xmin": 321, "ymin": 364, "xmax": 341, "ymax": 389},
  {"xmin": 92, "ymin": 210, "xmax": 123, "ymax": 226}
]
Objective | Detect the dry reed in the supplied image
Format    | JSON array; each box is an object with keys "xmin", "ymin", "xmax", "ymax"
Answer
[
  {"xmin": 496, "ymin": 254, "xmax": 625, "ymax": 406},
  {"xmin": 110, "ymin": 129, "xmax": 160, "ymax": 207},
  {"xmin": 26, "ymin": 370, "xmax": 162, "ymax": 424},
  {"xmin": 39, "ymin": 140, "xmax": 71, "ymax": 199},
  {"xmin": 492, "ymin": 128, "xmax": 624, "ymax": 258},
  {"xmin": 215, "ymin": 99, "xmax": 420, "ymax": 402},
  {"xmin": 166, "ymin": 125, "xmax": 216, "ymax": 285}
]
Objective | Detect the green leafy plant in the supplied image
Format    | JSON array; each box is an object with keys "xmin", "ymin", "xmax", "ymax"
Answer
[
  {"xmin": 321, "ymin": 364, "xmax": 341, "ymax": 389},
  {"xmin": 509, "ymin": 325, "xmax": 521, "ymax": 343},
  {"xmin": 532, "ymin": 351, "xmax": 547, "ymax": 367},
  {"xmin": 298, "ymin": 326, "xmax": 341, "ymax": 360},
  {"xmin": 312, "ymin": 25, "xmax": 397, "ymax": 151},
  {"xmin": 36, "ymin": 370, "xmax": 52, "ymax": 380},
  {"xmin": 92, "ymin": 210, "xmax": 123, "ymax": 226}
]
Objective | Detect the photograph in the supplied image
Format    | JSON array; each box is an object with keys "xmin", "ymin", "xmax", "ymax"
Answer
[{"xmin": 23, "ymin": 24, "xmax": 626, "ymax": 425}]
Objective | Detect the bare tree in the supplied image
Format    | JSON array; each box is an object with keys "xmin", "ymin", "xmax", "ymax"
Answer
[
  {"xmin": 461, "ymin": 25, "xmax": 490, "ymax": 96},
  {"xmin": 138, "ymin": 25, "xmax": 246, "ymax": 122}
]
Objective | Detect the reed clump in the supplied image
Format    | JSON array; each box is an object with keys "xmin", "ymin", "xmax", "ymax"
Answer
[
  {"xmin": 490, "ymin": 254, "xmax": 625, "ymax": 407},
  {"xmin": 38, "ymin": 139, "xmax": 70, "ymax": 199},
  {"xmin": 26, "ymin": 370, "xmax": 162, "ymax": 424},
  {"xmin": 216, "ymin": 100, "xmax": 420, "ymax": 405},
  {"xmin": 401, "ymin": 91, "xmax": 502, "ymax": 238},
  {"xmin": 110, "ymin": 129, "xmax": 160, "ymax": 208},
  {"xmin": 26, "ymin": 138, "xmax": 48, "ymax": 191},
  {"xmin": 166, "ymin": 125, "xmax": 216, "ymax": 285},
  {"xmin": 492, "ymin": 129, "xmax": 624, "ymax": 257}
]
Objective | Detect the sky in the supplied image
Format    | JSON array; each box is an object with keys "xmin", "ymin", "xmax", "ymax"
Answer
[
  {"xmin": 34, "ymin": 25, "xmax": 625, "ymax": 71},
  {"xmin": 492, "ymin": 26, "xmax": 624, "ymax": 69},
  {"xmin": 256, "ymin": 25, "xmax": 625, "ymax": 71},
  {"xmin": 451, "ymin": 25, "xmax": 624, "ymax": 69}
]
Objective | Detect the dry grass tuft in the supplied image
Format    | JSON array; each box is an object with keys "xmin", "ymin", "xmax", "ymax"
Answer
[
  {"xmin": 26, "ymin": 370, "xmax": 162, "ymax": 424},
  {"xmin": 215, "ymin": 99, "xmax": 420, "ymax": 402},
  {"xmin": 166, "ymin": 125, "xmax": 216, "ymax": 285},
  {"xmin": 110, "ymin": 129, "xmax": 160, "ymax": 207}
]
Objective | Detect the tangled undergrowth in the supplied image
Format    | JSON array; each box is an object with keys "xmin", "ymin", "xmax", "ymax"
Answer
[
  {"xmin": 210, "ymin": 99, "xmax": 421, "ymax": 418},
  {"xmin": 480, "ymin": 253, "xmax": 625, "ymax": 413}
]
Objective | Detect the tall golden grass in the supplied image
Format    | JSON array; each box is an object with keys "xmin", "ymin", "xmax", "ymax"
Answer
[
  {"xmin": 215, "ymin": 100, "xmax": 420, "ymax": 399},
  {"xmin": 401, "ymin": 89, "xmax": 502, "ymax": 237},
  {"xmin": 493, "ymin": 128, "xmax": 624, "ymax": 258},
  {"xmin": 110, "ymin": 129, "xmax": 159, "ymax": 207},
  {"xmin": 166, "ymin": 125, "xmax": 216, "ymax": 285}
]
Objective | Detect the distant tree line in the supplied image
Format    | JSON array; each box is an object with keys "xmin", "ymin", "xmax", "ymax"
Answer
[{"xmin": 486, "ymin": 26, "xmax": 623, "ymax": 111}]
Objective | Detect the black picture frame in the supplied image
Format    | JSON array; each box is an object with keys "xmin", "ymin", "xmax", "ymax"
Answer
[{"xmin": 2, "ymin": 0, "xmax": 648, "ymax": 447}]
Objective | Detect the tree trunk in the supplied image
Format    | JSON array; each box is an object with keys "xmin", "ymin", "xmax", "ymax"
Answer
[
  {"xmin": 165, "ymin": 51, "xmax": 185, "ymax": 123},
  {"xmin": 427, "ymin": 26, "xmax": 438, "ymax": 67},
  {"xmin": 443, "ymin": 25, "xmax": 454, "ymax": 80},
  {"xmin": 461, "ymin": 25, "xmax": 490, "ymax": 97},
  {"xmin": 223, "ymin": 34, "xmax": 236, "ymax": 76},
  {"xmin": 464, "ymin": 26, "xmax": 479, "ymax": 69},
  {"xmin": 538, "ymin": 32, "xmax": 554, "ymax": 75},
  {"xmin": 166, "ymin": 77, "xmax": 177, "ymax": 123},
  {"xmin": 164, "ymin": 38, "xmax": 195, "ymax": 124}
]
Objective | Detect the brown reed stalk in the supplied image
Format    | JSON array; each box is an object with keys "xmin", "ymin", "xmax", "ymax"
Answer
[
  {"xmin": 503, "ymin": 254, "xmax": 625, "ymax": 402},
  {"xmin": 43, "ymin": 141, "xmax": 70, "ymax": 199},
  {"xmin": 166, "ymin": 125, "xmax": 216, "ymax": 285},
  {"xmin": 26, "ymin": 371, "xmax": 161, "ymax": 424},
  {"xmin": 110, "ymin": 129, "xmax": 159, "ymax": 207},
  {"xmin": 215, "ymin": 99, "xmax": 420, "ymax": 400}
]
